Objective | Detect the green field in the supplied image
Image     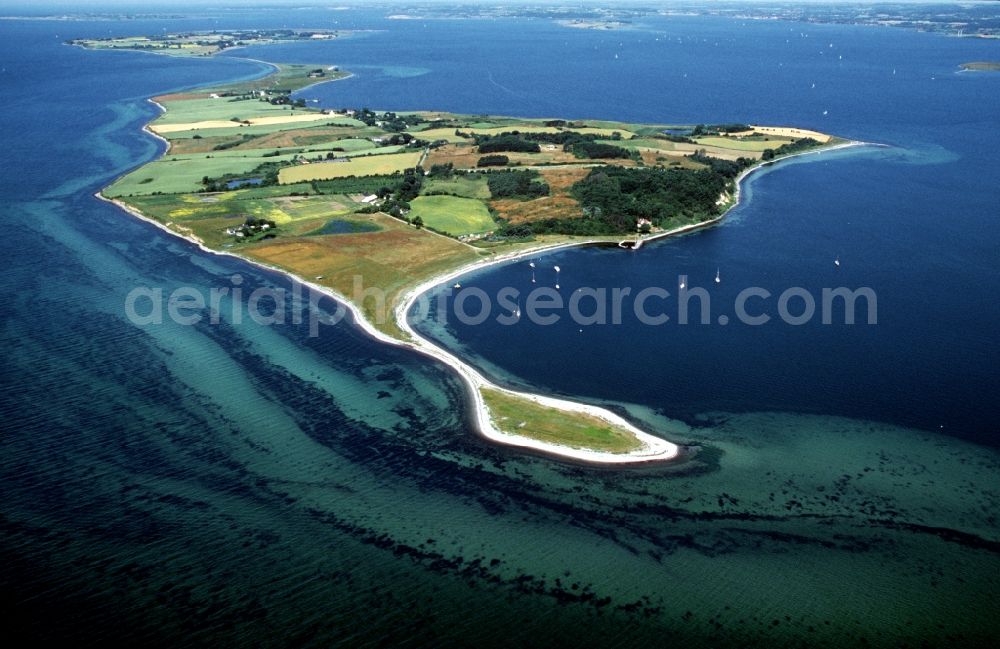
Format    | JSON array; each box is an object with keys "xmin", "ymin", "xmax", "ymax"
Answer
[
  {"xmin": 107, "ymin": 153, "xmax": 297, "ymax": 196},
  {"xmin": 422, "ymin": 174, "xmax": 491, "ymax": 199},
  {"xmin": 325, "ymin": 138, "xmax": 381, "ymax": 152},
  {"xmin": 408, "ymin": 195, "xmax": 495, "ymax": 235},
  {"xmin": 125, "ymin": 192, "xmax": 364, "ymax": 247},
  {"xmin": 278, "ymin": 152, "xmax": 423, "ymax": 183},
  {"xmin": 615, "ymin": 137, "xmax": 678, "ymax": 151},
  {"xmin": 480, "ymin": 389, "xmax": 644, "ymax": 453},
  {"xmin": 159, "ymin": 116, "xmax": 364, "ymax": 139},
  {"xmin": 107, "ymin": 145, "xmax": 409, "ymax": 197},
  {"xmin": 152, "ymin": 97, "xmax": 305, "ymax": 125}
]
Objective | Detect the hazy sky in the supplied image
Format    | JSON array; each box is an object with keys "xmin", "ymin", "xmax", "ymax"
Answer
[{"xmin": 1, "ymin": 0, "xmax": 987, "ymax": 7}]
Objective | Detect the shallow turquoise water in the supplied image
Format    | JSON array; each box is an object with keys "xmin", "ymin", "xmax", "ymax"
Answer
[{"xmin": 0, "ymin": 8, "xmax": 998, "ymax": 648}]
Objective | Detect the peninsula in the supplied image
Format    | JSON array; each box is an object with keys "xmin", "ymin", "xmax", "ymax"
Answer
[
  {"xmin": 69, "ymin": 29, "xmax": 357, "ymax": 57},
  {"xmin": 88, "ymin": 37, "xmax": 855, "ymax": 464}
]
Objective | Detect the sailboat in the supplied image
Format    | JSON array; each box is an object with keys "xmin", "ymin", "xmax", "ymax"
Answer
[{"xmin": 715, "ymin": 268, "xmax": 721, "ymax": 284}]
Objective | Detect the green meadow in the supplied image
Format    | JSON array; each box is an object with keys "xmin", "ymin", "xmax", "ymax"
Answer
[
  {"xmin": 422, "ymin": 175, "xmax": 491, "ymax": 200},
  {"xmin": 408, "ymin": 195, "xmax": 496, "ymax": 235},
  {"xmin": 152, "ymin": 97, "xmax": 305, "ymax": 125},
  {"xmin": 480, "ymin": 389, "xmax": 644, "ymax": 454}
]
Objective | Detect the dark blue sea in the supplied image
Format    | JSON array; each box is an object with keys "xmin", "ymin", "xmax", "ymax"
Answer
[{"xmin": 1, "ymin": 5, "xmax": 998, "ymax": 647}]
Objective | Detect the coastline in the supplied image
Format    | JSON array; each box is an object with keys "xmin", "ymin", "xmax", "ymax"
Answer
[
  {"xmin": 629, "ymin": 139, "xmax": 874, "ymax": 250},
  {"xmin": 93, "ymin": 47, "xmax": 875, "ymax": 465}
]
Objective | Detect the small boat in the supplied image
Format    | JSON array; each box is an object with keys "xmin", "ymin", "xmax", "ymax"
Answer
[
  {"xmin": 834, "ymin": 256, "xmax": 840, "ymax": 267},
  {"xmin": 715, "ymin": 268, "xmax": 721, "ymax": 284},
  {"xmin": 315, "ymin": 275, "xmax": 324, "ymax": 280},
  {"xmin": 453, "ymin": 283, "xmax": 461, "ymax": 289},
  {"xmin": 679, "ymin": 279, "xmax": 686, "ymax": 290}
]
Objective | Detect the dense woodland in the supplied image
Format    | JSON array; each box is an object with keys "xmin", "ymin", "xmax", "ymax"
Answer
[
  {"xmin": 497, "ymin": 165, "xmax": 730, "ymax": 237},
  {"xmin": 487, "ymin": 169, "xmax": 550, "ymax": 199},
  {"xmin": 476, "ymin": 134, "xmax": 541, "ymax": 154}
]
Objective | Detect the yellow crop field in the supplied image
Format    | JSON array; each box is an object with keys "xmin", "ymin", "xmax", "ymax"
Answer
[
  {"xmin": 151, "ymin": 112, "xmax": 336, "ymax": 135},
  {"xmin": 277, "ymin": 152, "xmax": 423, "ymax": 183}
]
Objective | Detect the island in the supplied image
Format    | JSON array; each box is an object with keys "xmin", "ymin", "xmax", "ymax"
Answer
[{"xmin": 86, "ymin": 37, "xmax": 858, "ymax": 464}]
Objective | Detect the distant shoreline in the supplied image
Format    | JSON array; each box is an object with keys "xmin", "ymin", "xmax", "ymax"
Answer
[{"xmin": 959, "ymin": 61, "xmax": 1000, "ymax": 72}]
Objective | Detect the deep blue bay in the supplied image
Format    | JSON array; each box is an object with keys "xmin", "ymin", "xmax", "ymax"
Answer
[{"xmin": 1, "ymin": 7, "xmax": 998, "ymax": 647}]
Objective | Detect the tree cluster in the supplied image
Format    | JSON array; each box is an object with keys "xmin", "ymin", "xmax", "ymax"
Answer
[
  {"xmin": 691, "ymin": 123, "xmax": 751, "ymax": 136},
  {"xmin": 477, "ymin": 154, "xmax": 509, "ymax": 167},
  {"xmin": 486, "ymin": 169, "xmax": 549, "ymax": 199},
  {"xmin": 427, "ymin": 163, "xmax": 455, "ymax": 178},
  {"xmin": 357, "ymin": 167, "xmax": 424, "ymax": 220},
  {"xmin": 231, "ymin": 217, "xmax": 277, "ymax": 240},
  {"xmin": 687, "ymin": 151, "xmax": 755, "ymax": 179},
  {"xmin": 571, "ymin": 141, "xmax": 635, "ymax": 160},
  {"xmin": 350, "ymin": 108, "xmax": 424, "ymax": 132},
  {"xmin": 494, "ymin": 163, "xmax": 732, "ymax": 237},
  {"xmin": 477, "ymin": 134, "xmax": 541, "ymax": 154},
  {"xmin": 574, "ymin": 166, "xmax": 726, "ymax": 226},
  {"xmin": 762, "ymin": 137, "xmax": 821, "ymax": 160}
]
